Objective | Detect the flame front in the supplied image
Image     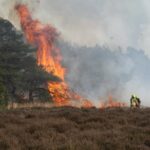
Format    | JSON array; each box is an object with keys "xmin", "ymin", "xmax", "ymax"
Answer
[{"xmin": 99, "ymin": 96, "xmax": 127, "ymax": 109}]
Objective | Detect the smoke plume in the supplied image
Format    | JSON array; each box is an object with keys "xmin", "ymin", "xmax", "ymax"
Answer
[{"xmin": 60, "ymin": 42, "xmax": 150, "ymax": 106}]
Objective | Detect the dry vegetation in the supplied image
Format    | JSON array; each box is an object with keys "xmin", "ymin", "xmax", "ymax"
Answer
[{"xmin": 0, "ymin": 107, "xmax": 150, "ymax": 150}]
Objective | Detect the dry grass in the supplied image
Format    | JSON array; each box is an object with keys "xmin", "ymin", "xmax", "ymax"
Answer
[
  {"xmin": 7, "ymin": 102, "xmax": 55, "ymax": 110},
  {"xmin": 0, "ymin": 107, "xmax": 150, "ymax": 150}
]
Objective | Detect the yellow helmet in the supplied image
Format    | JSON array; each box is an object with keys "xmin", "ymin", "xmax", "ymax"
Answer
[{"xmin": 132, "ymin": 94, "xmax": 136, "ymax": 98}]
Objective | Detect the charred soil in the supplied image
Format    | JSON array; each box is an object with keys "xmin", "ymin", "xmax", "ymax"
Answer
[{"xmin": 0, "ymin": 107, "xmax": 150, "ymax": 150}]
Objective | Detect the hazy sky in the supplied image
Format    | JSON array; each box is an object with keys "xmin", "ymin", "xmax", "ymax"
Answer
[
  {"xmin": 0, "ymin": 0, "xmax": 150, "ymax": 106},
  {"xmin": 33, "ymin": 0, "xmax": 150, "ymax": 57},
  {"xmin": 0, "ymin": 0, "xmax": 150, "ymax": 55}
]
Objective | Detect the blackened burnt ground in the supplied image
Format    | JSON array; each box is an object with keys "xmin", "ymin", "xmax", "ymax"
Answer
[{"xmin": 0, "ymin": 107, "xmax": 150, "ymax": 150}]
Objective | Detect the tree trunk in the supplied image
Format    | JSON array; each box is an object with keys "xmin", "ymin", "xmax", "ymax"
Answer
[{"xmin": 29, "ymin": 90, "xmax": 33, "ymax": 102}]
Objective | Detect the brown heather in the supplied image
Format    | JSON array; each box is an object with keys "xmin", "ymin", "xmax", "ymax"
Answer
[{"xmin": 0, "ymin": 107, "xmax": 150, "ymax": 150}]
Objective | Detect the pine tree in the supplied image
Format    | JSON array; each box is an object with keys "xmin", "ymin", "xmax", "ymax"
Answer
[{"xmin": 0, "ymin": 18, "xmax": 59, "ymax": 103}]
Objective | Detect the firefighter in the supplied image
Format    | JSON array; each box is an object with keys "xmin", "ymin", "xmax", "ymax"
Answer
[{"xmin": 130, "ymin": 94, "xmax": 141, "ymax": 108}]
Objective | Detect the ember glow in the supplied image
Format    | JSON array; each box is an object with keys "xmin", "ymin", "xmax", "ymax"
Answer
[
  {"xmin": 99, "ymin": 96, "xmax": 127, "ymax": 109},
  {"xmin": 15, "ymin": 4, "xmax": 127, "ymax": 108}
]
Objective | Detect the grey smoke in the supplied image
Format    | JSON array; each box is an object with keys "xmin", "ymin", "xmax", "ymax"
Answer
[
  {"xmin": 0, "ymin": 0, "xmax": 150, "ymax": 106},
  {"xmin": 59, "ymin": 42, "xmax": 150, "ymax": 106}
]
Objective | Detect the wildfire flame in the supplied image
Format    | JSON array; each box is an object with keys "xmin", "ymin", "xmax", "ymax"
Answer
[
  {"xmin": 15, "ymin": 4, "xmax": 93, "ymax": 107},
  {"xmin": 100, "ymin": 96, "xmax": 127, "ymax": 109},
  {"xmin": 15, "ymin": 4, "xmax": 127, "ymax": 108}
]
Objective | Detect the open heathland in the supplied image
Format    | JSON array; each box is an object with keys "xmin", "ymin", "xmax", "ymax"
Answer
[{"xmin": 0, "ymin": 107, "xmax": 150, "ymax": 150}]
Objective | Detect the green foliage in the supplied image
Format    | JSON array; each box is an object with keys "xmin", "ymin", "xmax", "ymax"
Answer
[
  {"xmin": 0, "ymin": 18, "xmax": 59, "ymax": 104},
  {"xmin": 33, "ymin": 88, "xmax": 53, "ymax": 102},
  {"xmin": 0, "ymin": 82, "xmax": 6, "ymax": 103}
]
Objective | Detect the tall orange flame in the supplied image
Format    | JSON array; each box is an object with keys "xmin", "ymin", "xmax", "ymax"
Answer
[{"xmin": 15, "ymin": 4, "xmax": 93, "ymax": 106}]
